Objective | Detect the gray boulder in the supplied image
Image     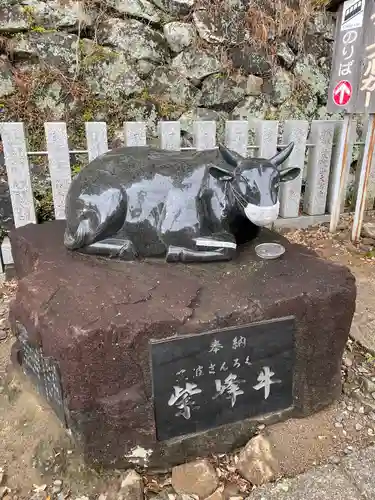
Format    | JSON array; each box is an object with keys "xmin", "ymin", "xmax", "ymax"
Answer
[
  {"xmin": 148, "ymin": 66, "xmax": 200, "ymax": 107},
  {"xmin": 80, "ymin": 40, "xmax": 144, "ymax": 99},
  {"xmin": 199, "ymin": 74, "xmax": 247, "ymax": 110},
  {"xmin": 267, "ymin": 68, "xmax": 294, "ymax": 106},
  {"xmin": 228, "ymin": 46, "xmax": 271, "ymax": 76},
  {"xmin": 192, "ymin": 6, "xmax": 248, "ymax": 46},
  {"xmin": 0, "ymin": 57, "xmax": 15, "ymax": 98},
  {"xmin": 276, "ymin": 42, "xmax": 295, "ymax": 69},
  {"xmin": 11, "ymin": 32, "xmax": 79, "ymax": 75},
  {"xmin": 135, "ymin": 60, "xmax": 157, "ymax": 78},
  {"xmin": 275, "ymin": 88, "xmax": 319, "ymax": 120},
  {"xmin": 1, "ymin": 1, "xmax": 96, "ymax": 32},
  {"xmin": 150, "ymin": 0, "xmax": 194, "ymax": 16},
  {"xmin": 163, "ymin": 22, "xmax": 196, "ymax": 53},
  {"xmin": 244, "ymin": 74, "xmax": 263, "ymax": 96},
  {"xmin": 0, "ymin": 0, "xmax": 18, "ymax": 6},
  {"xmin": 171, "ymin": 48, "xmax": 222, "ymax": 85},
  {"xmin": 193, "ymin": 9, "xmax": 227, "ymax": 44},
  {"xmin": 34, "ymin": 81, "xmax": 65, "ymax": 120},
  {"xmin": 104, "ymin": 0, "xmax": 162, "ymax": 23},
  {"xmin": 293, "ymin": 55, "xmax": 329, "ymax": 101},
  {"xmin": 29, "ymin": 0, "xmax": 96, "ymax": 30},
  {"xmin": 0, "ymin": 5, "xmax": 29, "ymax": 33},
  {"xmin": 97, "ymin": 17, "xmax": 169, "ymax": 65},
  {"xmin": 232, "ymin": 96, "xmax": 269, "ymax": 121},
  {"xmin": 307, "ymin": 11, "xmax": 335, "ymax": 41}
]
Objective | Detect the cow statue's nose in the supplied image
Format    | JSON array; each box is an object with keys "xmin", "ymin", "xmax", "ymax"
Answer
[{"xmin": 244, "ymin": 201, "xmax": 280, "ymax": 227}]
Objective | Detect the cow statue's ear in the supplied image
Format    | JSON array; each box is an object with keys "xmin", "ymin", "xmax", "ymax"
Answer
[
  {"xmin": 218, "ymin": 143, "xmax": 244, "ymax": 167},
  {"xmin": 279, "ymin": 167, "xmax": 301, "ymax": 183},
  {"xmin": 209, "ymin": 164, "xmax": 235, "ymax": 182}
]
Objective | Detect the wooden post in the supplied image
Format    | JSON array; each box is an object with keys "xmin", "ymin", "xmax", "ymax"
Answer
[
  {"xmin": 352, "ymin": 113, "xmax": 375, "ymax": 241},
  {"xmin": 329, "ymin": 114, "xmax": 353, "ymax": 232}
]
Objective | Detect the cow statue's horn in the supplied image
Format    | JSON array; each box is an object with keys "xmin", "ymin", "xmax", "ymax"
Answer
[
  {"xmin": 218, "ymin": 143, "xmax": 245, "ymax": 167},
  {"xmin": 270, "ymin": 142, "xmax": 294, "ymax": 167}
]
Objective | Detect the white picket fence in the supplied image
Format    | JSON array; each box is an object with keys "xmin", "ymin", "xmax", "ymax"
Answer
[{"xmin": 0, "ymin": 118, "xmax": 370, "ymax": 272}]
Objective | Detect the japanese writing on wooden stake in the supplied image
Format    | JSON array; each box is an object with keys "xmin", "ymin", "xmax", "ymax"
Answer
[
  {"xmin": 150, "ymin": 317, "xmax": 295, "ymax": 441},
  {"xmin": 357, "ymin": 7, "xmax": 375, "ymax": 111}
]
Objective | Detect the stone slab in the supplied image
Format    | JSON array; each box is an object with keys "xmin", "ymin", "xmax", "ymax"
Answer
[
  {"xmin": 247, "ymin": 464, "xmax": 362, "ymax": 500},
  {"xmin": 8, "ymin": 220, "xmax": 356, "ymax": 469}
]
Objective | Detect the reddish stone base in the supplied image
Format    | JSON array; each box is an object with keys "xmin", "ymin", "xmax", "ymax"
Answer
[{"xmin": 8, "ymin": 221, "xmax": 356, "ymax": 469}]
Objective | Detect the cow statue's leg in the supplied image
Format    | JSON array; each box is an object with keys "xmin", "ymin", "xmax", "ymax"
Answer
[
  {"xmin": 166, "ymin": 234, "xmax": 237, "ymax": 263},
  {"xmin": 79, "ymin": 237, "xmax": 138, "ymax": 260}
]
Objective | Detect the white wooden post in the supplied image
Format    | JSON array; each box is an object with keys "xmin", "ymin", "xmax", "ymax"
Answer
[
  {"xmin": 124, "ymin": 122, "xmax": 147, "ymax": 146},
  {"xmin": 0, "ymin": 122, "xmax": 36, "ymax": 273},
  {"xmin": 85, "ymin": 122, "xmax": 109, "ymax": 162},
  {"xmin": 193, "ymin": 121, "xmax": 216, "ymax": 151},
  {"xmin": 328, "ymin": 114, "xmax": 355, "ymax": 232},
  {"xmin": 353, "ymin": 117, "xmax": 375, "ymax": 211},
  {"xmin": 352, "ymin": 114, "xmax": 375, "ymax": 242},
  {"xmin": 253, "ymin": 119, "xmax": 279, "ymax": 158},
  {"xmin": 45, "ymin": 122, "xmax": 72, "ymax": 220},
  {"xmin": 224, "ymin": 121, "xmax": 248, "ymax": 156},
  {"xmin": 303, "ymin": 121, "xmax": 335, "ymax": 216},
  {"xmin": 0, "ymin": 122, "xmax": 36, "ymax": 227},
  {"xmin": 160, "ymin": 121, "xmax": 181, "ymax": 150},
  {"xmin": 279, "ymin": 120, "xmax": 309, "ymax": 218}
]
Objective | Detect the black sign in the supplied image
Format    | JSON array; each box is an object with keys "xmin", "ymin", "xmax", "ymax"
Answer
[
  {"xmin": 327, "ymin": 0, "xmax": 366, "ymax": 113},
  {"xmin": 150, "ymin": 317, "xmax": 295, "ymax": 441},
  {"xmin": 327, "ymin": 0, "xmax": 375, "ymax": 113},
  {"xmin": 15, "ymin": 322, "xmax": 66, "ymax": 425}
]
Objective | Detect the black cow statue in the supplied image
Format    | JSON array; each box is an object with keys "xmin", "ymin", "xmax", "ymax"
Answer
[{"xmin": 64, "ymin": 143, "xmax": 299, "ymax": 263}]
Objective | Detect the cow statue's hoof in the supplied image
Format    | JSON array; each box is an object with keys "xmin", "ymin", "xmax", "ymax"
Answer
[
  {"xmin": 118, "ymin": 240, "xmax": 138, "ymax": 260},
  {"xmin": 166, "ymin": 246, "xmax": 183, "ymax": 263}
]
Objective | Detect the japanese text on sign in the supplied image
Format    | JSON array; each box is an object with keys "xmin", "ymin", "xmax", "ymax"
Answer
[
  {"xmin": 150, "ymin": 317, "xmax": 295, "ymax": 441},
  {"xmin": 360, "ymin": 13, "xmax": 375, "ymax": 107},
  {"xmin": 168, "ymin": 337, "xmax": 282, "ymax": 421},
  {"xmin": 327, "ymin": 0, "xmax": 367, "ymax": 113}
]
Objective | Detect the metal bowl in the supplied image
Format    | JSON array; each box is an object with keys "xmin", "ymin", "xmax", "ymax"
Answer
[{"xmin": 255, "ymin": 242, "xmax": 285, "ymax": 260}]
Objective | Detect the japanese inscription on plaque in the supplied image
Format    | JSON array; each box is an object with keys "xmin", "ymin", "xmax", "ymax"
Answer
[
  {"xmin": 15, "ymin": 322, "xmax": 66, "ymax": 424},
  {"xmin": 150, "ymin": 317, "xmax": 295, "ymax": 441}
]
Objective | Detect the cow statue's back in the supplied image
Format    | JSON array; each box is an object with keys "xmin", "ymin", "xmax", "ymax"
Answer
[{"xmin": 64, "ymin": 143, "xmax": 299, "ymax": 263}]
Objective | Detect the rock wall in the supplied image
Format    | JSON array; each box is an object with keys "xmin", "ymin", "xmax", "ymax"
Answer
[{"xmin": 0, "ymin": 0, "xmax": 337, "ymax": 228}]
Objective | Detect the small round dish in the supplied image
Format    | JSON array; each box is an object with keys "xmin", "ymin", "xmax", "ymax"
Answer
[{"xmin": 255, "ymin": 242, "xmax": 285, "ymax": 260}]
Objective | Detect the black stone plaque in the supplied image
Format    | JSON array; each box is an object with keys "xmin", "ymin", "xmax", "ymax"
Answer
[
  {"xmin": 150, "ymin": 317, "xmax": 295, "ymax": 441},
  {"xmin": 15, "ymin": 322, "xmax": 67, "ymax": 425}
]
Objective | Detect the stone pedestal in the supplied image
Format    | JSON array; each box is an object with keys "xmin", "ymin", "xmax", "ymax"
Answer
[{"xmin": 8, "ymin": 221, "xmax": 356, "ymax": 469}]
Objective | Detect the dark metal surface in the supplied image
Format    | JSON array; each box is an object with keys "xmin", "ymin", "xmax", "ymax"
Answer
[
  {"xmin": 64, "ymin": 144, "xmax": 297, "ymax": 263},
  {"xmin": 150, "ymin": 317, "xmax": 295, "ymax": 441}
]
